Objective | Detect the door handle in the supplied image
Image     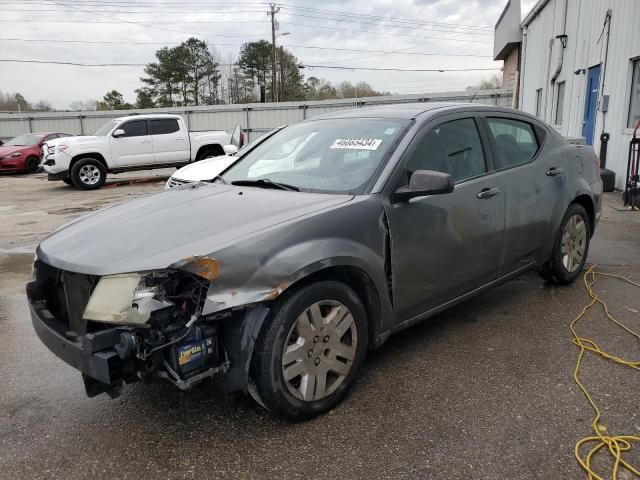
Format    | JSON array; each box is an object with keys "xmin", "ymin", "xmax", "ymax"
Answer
[
  {"xmin": 175, "ymin": 137, "xmax": 185, "ymax": 141},
  {"xmin": 546, "ymin": 167, "xmax": 564, "ymax": 176},
  {"xmin": 141, "ymin": 139, "xmax": 152, "ymax": 144},
  {"xmin": 477, "ymin": 186, "xmax": 501, "ymax": 199}
]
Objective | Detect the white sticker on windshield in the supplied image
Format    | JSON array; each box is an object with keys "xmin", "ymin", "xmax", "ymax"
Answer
[{"xmin": 330, "ymin": 138, "xmax": 382, "ymax": 150}]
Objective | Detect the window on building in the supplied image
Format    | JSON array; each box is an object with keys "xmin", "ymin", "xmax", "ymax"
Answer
[
  {"xmin": 628, "ymin": 59, "xmax": 640, "ymax": 129},
  {"xmin": 555, "ymin": 82, "xmax": 565, "ymax": 125},
  {"xmin": 535, "ymin": 88, "xmax": 543, "ymax": 117}
]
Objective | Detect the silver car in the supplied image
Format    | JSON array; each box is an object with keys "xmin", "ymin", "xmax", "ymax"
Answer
[{"xmin": 27, "ymin": 103, "xmax": 602, "ymax": 420}]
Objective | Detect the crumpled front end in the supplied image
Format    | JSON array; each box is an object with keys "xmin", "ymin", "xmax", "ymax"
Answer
[{"xmin": 26, "ymin": 257, "xmax": 268, "ymax": 398}]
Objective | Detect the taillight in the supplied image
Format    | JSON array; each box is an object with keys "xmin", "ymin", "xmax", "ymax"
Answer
[
  {"xmin": 594, "ymin": 154, "xmax": 601, "ymax": 170},
  {"xmin": 240, "ymin": 131, "xmax": 245, "ymax": 147}
]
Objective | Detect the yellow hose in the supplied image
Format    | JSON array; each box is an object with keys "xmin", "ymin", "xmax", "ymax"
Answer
[{"xmin": 571, "ymin": 265, "xmax": 640, "ymax": 479}]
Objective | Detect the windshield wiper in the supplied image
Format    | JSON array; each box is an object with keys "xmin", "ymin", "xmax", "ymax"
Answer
[{"xmin": 230, "ymin": 178, "xmax": 299, "ymax": 192}]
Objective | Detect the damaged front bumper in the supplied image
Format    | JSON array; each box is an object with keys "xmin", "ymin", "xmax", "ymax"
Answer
[
  {"xmin": 28, "ymin": 295, "xmax": 125, "ymax": 396},
  {"xmin": 27, "ymin": 259, "xmax": 270, "ymax": 399}
]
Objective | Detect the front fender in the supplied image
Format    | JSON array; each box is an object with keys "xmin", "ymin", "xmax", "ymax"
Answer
[{"xmin": 200, "ymin": 238, "xmax": 388, "ymax": 315}]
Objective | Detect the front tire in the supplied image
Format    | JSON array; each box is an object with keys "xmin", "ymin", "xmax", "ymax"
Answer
[
  {"xmin": 540, "ymin": 203, "xmax": 591, "ymax": 284},
  {"xmin": 250, "ymin": 281, "xmax": 368, "ymax": 421},
  {"xmin": 70, "ymin": 158, "xmax": 106, "ymax": 190},
  {"xmin": 25, "ymin": 156, "xmax": 40, "ymax": 174}
]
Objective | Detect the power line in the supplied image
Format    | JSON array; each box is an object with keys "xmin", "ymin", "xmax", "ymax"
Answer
[
  {"xmin": 2, "ymin": 0, "xmax": 493, "ymax": 30},
  {"xmin": 0, "ymin": 37, "xmax": 492, "ymax": 58},
  {"xmin": 0, "ymin": 58, "xmax": 237, "ymax": 67},
  {"xmin": 300, "ymin": 64, "xmax": 500, "ymax": 72},
  {"xmin": 277, "ymin": 4, "xmax": 493, "ymax": 30},
  {"xmin": 0, "ymin": 58, "xmax": 499, "ymax": 73},
  {"xmin": 2, "ymin": 8, "xmax": 492, "ymax": 37},
  {"xmin": 41, "ymin": 0, "xmax": 268, "ymax": 38},
  {"xmin": 279, "ymin": 22, "xmax": 492, "ymax": 43}
]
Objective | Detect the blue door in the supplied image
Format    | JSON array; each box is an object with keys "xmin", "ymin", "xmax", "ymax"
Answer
[{"xmin": 582, "ymin": 64, "xmax": 601, "ymax": 145}]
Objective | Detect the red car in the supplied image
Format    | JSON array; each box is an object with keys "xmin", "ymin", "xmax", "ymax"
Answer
[{"xmin": 0, "ymin": 132, "xmax": 72, "ymax": 174}]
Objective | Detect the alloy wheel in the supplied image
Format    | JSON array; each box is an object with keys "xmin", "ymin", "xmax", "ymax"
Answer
[
  {"xmin": 561, "ymin": 214, "xmax": 587, "ymax": 272},
  {"xmin": 79, "ymin": 164, "xmax": 101, "ymax": 185}
]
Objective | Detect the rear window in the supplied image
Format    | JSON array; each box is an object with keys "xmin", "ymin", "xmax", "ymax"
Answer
[
  {"xmin": 486, "ymin": 117, "xmax": 540, "ymax": 169},
  {"xmin": 151, "ymin": 119, "xmax": 180, "ymax": 135}
]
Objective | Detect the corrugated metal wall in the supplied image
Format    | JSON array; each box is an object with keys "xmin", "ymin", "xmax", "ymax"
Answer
[
  {"xmin": 0, "ymin": 90, "xmax": 513, "ymax": 142},
  {"xmin": 519, "ymin": 0, "xmax": 640, "ymax": 188}
]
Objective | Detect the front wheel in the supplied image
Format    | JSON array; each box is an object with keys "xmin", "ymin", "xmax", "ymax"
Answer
[
  {"xmin": 540, "ymin": 203, "xmax": 591, "ymax": 284},
  {"xmin": 250, "ymin": 281, "xmax": 368, "ymax": 420},
  {"xmin": 25, "ymin": 156, "xmax": 40, "ymax": 174},
  {"xmin": 70, "ymin": 158, "xmax": 106, "ymax": 190}
]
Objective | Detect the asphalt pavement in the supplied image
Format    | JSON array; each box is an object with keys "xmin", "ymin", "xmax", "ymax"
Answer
[{"xmin": 1, "ymin": 172, "xmax": 639, "ymax": 479}]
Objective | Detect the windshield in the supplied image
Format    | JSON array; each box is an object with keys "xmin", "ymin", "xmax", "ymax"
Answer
[
  {"xmin": 5, "ymin": 134, "xmax": 44, "ymax": 146},
  {"xmin": 223, "ymin": 118, "xmax": 409, "ymax": 194},
  {"xmin": 94, "ymin": 120, "xmax": 118, "ymax": 136}
]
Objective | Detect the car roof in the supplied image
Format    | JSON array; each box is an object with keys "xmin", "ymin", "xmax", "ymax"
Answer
[
  {"xmin": 113, "ymin": 113, "xmax": 181, "ymax": 122},
  {"xmin": 310, "ymin": 102, "xmax": 530, "ymax": 121}
]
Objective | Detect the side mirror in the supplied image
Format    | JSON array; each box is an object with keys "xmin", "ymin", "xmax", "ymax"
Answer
[
  {"xmin": 391, "ymin": 170, "xmax": 454, "ymax": 203},
  {"xmin": 223, "ymin": 144, "xmax": 239, "ymax": 156},
  {"xmin": 112, "ymin": 129, "xmax": 125, "ymax": 138}
]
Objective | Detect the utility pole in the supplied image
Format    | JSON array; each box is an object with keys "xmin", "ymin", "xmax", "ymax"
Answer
[{"xmin": 268, "ymin": 3, "xmax": 279, "ymax": 102}]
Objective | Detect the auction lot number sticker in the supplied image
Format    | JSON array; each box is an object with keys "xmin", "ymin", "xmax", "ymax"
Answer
[{"xmin": 330, "ymin": 138, "xmax": 382, "ymax": 150}]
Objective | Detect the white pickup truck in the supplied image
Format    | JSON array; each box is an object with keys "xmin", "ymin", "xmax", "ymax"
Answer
[{"xmin": 41, "ymin": 114, "xmax": 242, "ymax": 190}]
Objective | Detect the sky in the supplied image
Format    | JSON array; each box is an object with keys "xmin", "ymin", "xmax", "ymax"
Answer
[{"xmin": 0, "ymin": 0, "xmax": 540, "ymax": 110}]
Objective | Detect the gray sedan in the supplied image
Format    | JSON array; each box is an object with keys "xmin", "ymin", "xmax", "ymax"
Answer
[{"xmin": 27, "ymin": 103, "xmax": 602, "ymax": 420}]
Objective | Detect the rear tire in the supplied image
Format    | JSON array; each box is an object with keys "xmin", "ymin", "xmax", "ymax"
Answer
[
  {"xmin": 25, "ymin": 156, "xmax": 40, "ymax": 174},
  {"xmin": 70, "ymin": 158, "xmax": 106, "ymax": 190},
  {"xmin": 540, "ymin": 203, "xmax": 591, "ymax": 285},
  {"xmin": 195, "ymin": 146, "xmax": 224, "ymax": 161},
  {"xmin": 250, "ymin": 281, "xmax": 368, "ymax": 421}
]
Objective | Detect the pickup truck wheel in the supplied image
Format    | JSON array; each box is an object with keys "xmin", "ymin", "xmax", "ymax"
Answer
[
  {"xmin": 540, "ymin": 203, "xmax": 591, "ymax": 285},
  {"xmin": 250, "ymin": 281, "xmax": 367, "ymax": 421},
  {"xmin": 70, "ymin": 158, "xmax": 106, "ymax": 190},
  {"xmin": 196, "ymin": 146, "xmax": 224, "ymax": 161},
  {"xmin": 25, "ymin": 156, "xmax": 40, "ymax": 174}
]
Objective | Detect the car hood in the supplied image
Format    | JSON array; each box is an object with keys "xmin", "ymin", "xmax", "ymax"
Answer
[
  {"xmin": 0, "ymin": 145, "xmax": 30, "ymax": 157},
  {"xmin": 173, "ymin": 156, "xmax": 236, "ymax": 182},
  {"xmin": 47, "ymin": 135, "xmax": 100, "ymax": 147},
  {"xmin": 37, "ymin": 184, "xmax": 352, "ymax": 275}
]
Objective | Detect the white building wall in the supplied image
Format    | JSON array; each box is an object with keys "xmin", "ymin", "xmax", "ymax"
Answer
[{"xmin": 519, "ymin": 0, "xmax": 640, "ymax": 188}]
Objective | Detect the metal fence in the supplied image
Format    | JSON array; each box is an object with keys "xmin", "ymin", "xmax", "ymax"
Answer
[{"xmin": 0, "ymin": 89, "xmax": 513, "ymax": 142}]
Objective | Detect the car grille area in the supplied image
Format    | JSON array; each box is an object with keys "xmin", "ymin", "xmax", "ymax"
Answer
[
  {"xmin": 32, "ymin": 261, "xmax": 99, "ymax": 334},
  {"xmin": 166, "ymin": 177, "xmax": 192, "ymax": 188}
]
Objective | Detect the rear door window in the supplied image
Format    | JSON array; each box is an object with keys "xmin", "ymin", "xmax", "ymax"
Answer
[
  {"xmin": 150, "ymin": 119, "xmax": 180, "ymax": 135},
  {"xmin": 486, "ymin": 118, "xmax": 540, "ymax": 169},
  {"xmin": 120, "ymin": 120, "xmax": 148, "ymax": 137}
]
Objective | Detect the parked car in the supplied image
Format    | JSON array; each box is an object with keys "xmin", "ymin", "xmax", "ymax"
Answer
[
  {"xmin": 0, "ymin": 132, "xmax": 71, "ymax": 174},
  {"xmin": 41, "ymin": 114, "xmax": 243, "ymax": 190},
  {"xmin": 165, "ymin": 127, "xmax": 285, "ymax": 189},
  {"xmin": 27, "ymin": 103, "xmax": 602, "ymax": 420}
]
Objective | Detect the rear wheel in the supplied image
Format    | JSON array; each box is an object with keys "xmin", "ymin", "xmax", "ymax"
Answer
[
  {"xmin": 250, "ymin": 281, "xmax": 368, "ymax": 420},
  {"xmin": 70, "ymin": 158, "xmax": 106, "ymax": 190},
  {"xmin": 195, "ymin": 146, "xmax": 224, "ymax": 161},
  {"xmin": 25, "ymin": 156, "xmax": 40, "ymax": 174},
  {"xmin": 540, "ymin": 203, "xmax": 591, "ymax": 284}
]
